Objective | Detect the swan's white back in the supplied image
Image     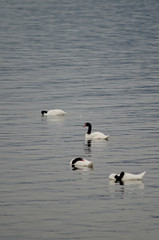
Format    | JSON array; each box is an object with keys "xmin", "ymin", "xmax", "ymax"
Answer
[{"xmin": 46, "ymin": 109, "xmax": 66, "ymax": 116}]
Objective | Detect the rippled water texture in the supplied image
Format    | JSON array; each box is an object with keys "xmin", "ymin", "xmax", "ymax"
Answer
[{"xmin": 0, "ymin": 0, "xmax": 159, "ymax": 239}]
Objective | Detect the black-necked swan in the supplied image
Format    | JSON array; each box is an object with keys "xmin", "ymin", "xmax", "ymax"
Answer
[
  {"xmin": 70, "ymin": 157, "xmax": 93, "ymax": 168},
  {"xmin": 109, "ymin": 171, "xmax": 146, "ymax": 181},
  {"xmin": 41, "ymin": 109, "xmax": 66, "ymax": 116},
  {"xmin": 83, "ymin": 122, "xmax": 109, "ymax": 140}
]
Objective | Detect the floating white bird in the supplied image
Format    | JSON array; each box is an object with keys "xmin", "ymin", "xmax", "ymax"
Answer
[
  {"xmin": 109, "ymin": 171, "xmax": 146, "ymax": 181},
  {"xmin": 70, "ymin": 157, "xmax": 93, "ymax": 168},
  {"xmin": 83, "ymin": 122, "xmax": 109, "ymax": 140},
  {"xmin": 41, "ymin": 109, "xmax": 66, "ymax": 116}
]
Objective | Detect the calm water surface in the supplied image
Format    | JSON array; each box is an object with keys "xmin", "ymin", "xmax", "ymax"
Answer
[{"xmin": 0, "ymin": 0, "xmax": 159, "ymax": 239}]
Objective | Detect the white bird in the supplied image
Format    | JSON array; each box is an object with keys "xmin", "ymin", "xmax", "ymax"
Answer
[
  {"xmin": 70, "ymin": 157, "xmax": 93, "ymax": 168},
  {"xmin": 83, "ymin": 122, "xmax": 109, "ymax": 140},
  {"xmin": 109, "ymin": 171, "xmax": 146, "ymax": 181},
  {"xmin": 41, "ymin": 109, "xmax": 66, "ymax": 116}
]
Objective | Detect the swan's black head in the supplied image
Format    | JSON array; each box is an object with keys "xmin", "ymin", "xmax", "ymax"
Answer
[
  {"xmin": 83, "ymin": 122, "xmax": 92, "ymax": 134},
  {"xmin": 41, "ymin": 110, "xmax": 48, "ymax": 116}
]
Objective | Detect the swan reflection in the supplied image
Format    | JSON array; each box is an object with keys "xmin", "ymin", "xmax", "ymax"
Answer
[
  {"xmin": 84, "ymin": 140, "xmax": 92, "ymax": 155},
  {"xmin": 109, "ymin": 180, "xmax": 145, "ymax": 188},
  {"xmin": 71, "ymin": 166, "xmax": 94, "ymax": 171}
]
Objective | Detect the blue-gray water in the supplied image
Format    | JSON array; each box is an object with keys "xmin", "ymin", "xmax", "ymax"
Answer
[{"xmin": 0, "ymin": 0, "xmax": 159, "ymax": 239}]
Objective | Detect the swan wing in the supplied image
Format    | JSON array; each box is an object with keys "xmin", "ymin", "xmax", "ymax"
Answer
[
  {"xmin": 85, "ymin": 132, "xmax": 109, "ymax": 140},
  {"xmin": 76, "ymin": 160, "xmax": 93, "ymax": 167},
  {"xmin": 47, "ymin": 109, "xmax": 66, "ymax": 116},
  {"xmin": 123, "ymin": 172, "xmax": 146, "ymax": 180}
]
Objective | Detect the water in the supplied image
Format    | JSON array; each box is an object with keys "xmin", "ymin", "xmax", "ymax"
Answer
[{"xmin": 0, "ymin": 0, "xmax": 159, "ymax": 239}]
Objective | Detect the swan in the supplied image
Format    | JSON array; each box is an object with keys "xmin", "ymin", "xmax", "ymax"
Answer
[
  {"xmin": 70, "ymin": 157, "xmax": 93, "ymax": 168},
  {"xmin": 41, "ymin": 109, "xmax": 66, "ymax": 116},
  {"xmin": 83, "ymin": 122, "xmax": 109, "ymax": 140},
  {"xmin": 109, "ymin": 171, "xmax": 146, "ymax": 181}
]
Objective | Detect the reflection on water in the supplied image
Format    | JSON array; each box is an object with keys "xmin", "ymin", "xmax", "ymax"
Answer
[
  {"xmin": 116, "ymin": 179, "xmax": 124, "ymax": 185},
  {"xmin": 84, "ymin": 140, "xmax": 92, "ymax": 155},
  {"xmin": 109, "ymin": 180, "xmax": 145, "ymax": 199},
  {"xmin": 41, "ymin": 114, "xmax": 67, "ymax": 126},
  {"xmin": 109, "ymin": 179, "xmax": 145, "ymax": 187},
  {"xmin": 41, "ymin": 114, "xmax": 67, "ymax": 120},
  {"xmin": 71, "ymin": 165, "xmax": 94, "ymax": 171},
  {"xmin": 86, "ymin": 140, "xmax": 92, "ymax": 148}
]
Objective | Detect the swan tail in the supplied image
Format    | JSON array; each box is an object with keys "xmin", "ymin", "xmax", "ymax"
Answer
[
  {"xmin": 105, "ymin": 135, "xmax": 109, "ymax": 140},
  {"xmin": 138, "ymin": 171, "xmax": 146, "ymax": 179}
]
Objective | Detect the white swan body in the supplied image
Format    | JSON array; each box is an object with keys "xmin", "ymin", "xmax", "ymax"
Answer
[
  {"xmin": 83, "ymin": 122, "xmax": 109, "ymax": 140},
  {"xmin": 41, "ymin": 109, "xmax": 66, "ymax": 116},
  {"xmin": 85, "ymin": 132, "xmax": 109, "ymax": 140},
  {"xmin": 70, "ymin": 158, "xmax": 93, "ymax": 168},
  {"xmin": 109, "ymin": 171, "xmax": 146, "ymax": 181}
]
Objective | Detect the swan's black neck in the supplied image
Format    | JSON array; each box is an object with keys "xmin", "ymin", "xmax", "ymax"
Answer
[
  {"xmin": 85, "ymin": 122, "xmax": 92, "ymax": 134},
  {"xmin": 115, "ymin": 172, "xmax": 125, "ymax": 182},
  {"xmin": 71, "ymin": 158, "xmax": 83, "ymax": 166},
  {"xmin": 41, "ymin": 110, "xmax": 48, "ymax": 116}
]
